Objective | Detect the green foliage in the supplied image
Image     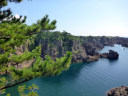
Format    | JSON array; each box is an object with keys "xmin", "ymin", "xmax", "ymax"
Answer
[
  {"xmin": 28, "ymin": 84, "xmax": 39, "ymax": 92},
  {"xmin": 38, "ymin": 51, "xmax": 69, "ymax": 76},
  {"xmin": 36, "ymin": 15, "xmax": 57, "ymax": 31},
  {"xmin": 0, "ymin": 77, "xmax": 6, "ymax": 95},
  {"xmin": 0, "ymin": 0, "xmax": 23, "ymax": 8},
  {"xmin": 0, "ymin": 14, "xmax": 56, "ymax": 67},
  {"xmin": 0, "ymin": 83, "xmax": 39, "ymax": 96},
  {"xmin": 8, "ymin": 51, "xmax": 72, "ymax": 82},
  {"xmin": 9, "ymin": 66, "xmax": 23, "ymax": 80},
  {"xmin": 0, "ymin": 52, "xmax": 9, "ymax": 64},
  {"xmin": 18, "ymin": 84, "xmax": 39, "ymax": 96},
  {"xmin": 0, "ymin": 14, "xmax": 58, "ymax": 90},
  {"xmin": 9, "ymin": 51, "xmax": 33, "ymax": 64},
  {"xmin": 32, "ymin": 45, "xmax": 41, "ymax": 58},
  {"xmin": 0, "ymin": 23, "xmax": 40, "ymax": 52},
  {"xmin": 6, "ymin": 93, "xmax": 11, "ymax": 96},
  {"xmin": 0, "ymin": 45, "xmax": 41, "ymax": 75},
  {"xmin": 0, "ymin": 1, "xmax": 73, "ymax": 93},
  {"xmin": 8, "ymin": 45, "xmax": 41, "ymax": 64},
  {"xmin": 33, "ymin": 51, "xmax": 72, "ymax": 76},
  {"xmin": 0, "ymin": 1, "xmax": 73, "ymax": 95},
  {"xmin": 18, "ymin": 85, "xmax": 26, "ymax": 96},
  {"xmin": 21, "ymin": 68, "xmax": 35, "ymax": 80},
  {"xmin": 7, "ymin": 46, "xmax": 41, "ymax": 80},
  {"xmin": 1, "ymin": 66, "xmax": 8, "ymax": 72}
]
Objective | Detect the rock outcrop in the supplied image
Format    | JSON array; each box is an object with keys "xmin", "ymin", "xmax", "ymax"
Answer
[
  {"xmin": 107, "ymin": 86, "xmax": 128, "ymax": 96},
  {"xmin": 39, "ymin": 33, "xmax": 128, "ymax": 63},
  {"xmin": 100, "ymin": 50, "xmax": 119, "ymax": 60},
  {"xmin": 108, "ymin": 50, "xmax": 119, "ymax": 59},
  {"xmin": 27, "ymin": 33, "xmax": 127, "ymax": 63},
  {"xmin": 40, "ymin": 39, "xmax": 101, "ymax": 63},
  {"xmin": 11, "ymin": 32, "xmax": 128, "ymax": 64},
  {"xmin": 39, "ymin": 36, "xmax": 123, "ymax": 63},
  {"xmin": 3, "ymin": 32, "xmax": 127, "ymax": 72},
  {"xmin": 0, "ymin": 32, "xmax": 127, "ymax": 75}
]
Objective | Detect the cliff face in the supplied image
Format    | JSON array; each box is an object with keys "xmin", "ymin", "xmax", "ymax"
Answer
[
  {"xmin": 80, "ymin": 36, "xmax": 128, "ymax": 50},
  {"xmin": 0, "ymin": 32, "xmax": 127, "ymax": 74},
  {"xmin": 39, "ymin": 36, "xmax": 99, "ymax": 63},
  {"xmin": 35, "ymin": 32, "xmax": 128, "ymax": 63},
  {"xmin": 12, "ymin": 32, "xmax": 128, "ymax": 64}
]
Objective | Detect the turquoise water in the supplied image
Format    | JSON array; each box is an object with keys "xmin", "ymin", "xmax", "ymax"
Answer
[{"xmin": 3, "ymin": 45, "xmax": 128, "ymax": 96}]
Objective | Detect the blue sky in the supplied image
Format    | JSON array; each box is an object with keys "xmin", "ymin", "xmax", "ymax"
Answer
[{"xmin": 4, "ymin": 0, "xmax": 128, "ymax": 37}]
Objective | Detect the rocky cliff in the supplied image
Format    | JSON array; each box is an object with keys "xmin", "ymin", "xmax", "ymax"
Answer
[
  {"xmin": 0, "ymin": 31, "xmax": 128, "ymax": 74},
  {"xmin": 28, "ymin": 32, "xmax": 128, "ymax": 63},
  {"xmin": 1, "ymin": 32, "xmax": 128, "ymax": 64}
]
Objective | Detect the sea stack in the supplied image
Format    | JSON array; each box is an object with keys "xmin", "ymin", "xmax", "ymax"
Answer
[
  {"xmin": 100, "ymin": 50, "xmax": 119, "ymax": 60},
  {"xmin": 108, "ymin": 50, "xmax": 119, "ymax": 59}
]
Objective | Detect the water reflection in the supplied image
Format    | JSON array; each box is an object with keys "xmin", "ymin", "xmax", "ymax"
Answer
[
  {"xmin": 108, "ymin": 59, "xmax": 119, "ymax": 64},
  {"xmin": 43, "ymin": 63, "xmax": 86, "ymax": 82}
]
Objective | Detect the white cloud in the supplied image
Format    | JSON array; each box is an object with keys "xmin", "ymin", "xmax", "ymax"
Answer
[{"xmin": 15, "ymin": 14, "xmax": 20, "ymax": 18}]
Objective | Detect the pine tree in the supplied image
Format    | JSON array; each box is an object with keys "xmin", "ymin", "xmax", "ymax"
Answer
[
  {"xmin": 0, "ymin": 0, "xmax": 26, "ymax": 23},
  {"xmin": 0, "ymin": 0, "xmax": 72, "ymax": 93}
]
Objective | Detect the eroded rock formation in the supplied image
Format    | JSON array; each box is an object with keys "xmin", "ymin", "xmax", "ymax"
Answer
[
  {"xmin": 107, "ymin": 86, "xmax": 128, "ymax": 96},
  {"xmin": 100, "ymin": 50, "xmax": 119, "ymax": 60}
]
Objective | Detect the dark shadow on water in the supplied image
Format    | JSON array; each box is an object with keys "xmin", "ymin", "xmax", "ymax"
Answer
[
  {"xmin": 108, "ymin": 59, "xmax": 119, "ymax": 65},
  {"xmin": 41, "ymin": 62, "xmax": 97, "ymax": 83},
  {"xmin": 42, "ymin": 63, "xmax": 86, "ymax": 82}
]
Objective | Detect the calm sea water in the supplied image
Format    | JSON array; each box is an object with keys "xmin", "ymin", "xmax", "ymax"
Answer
[{"xmin": 3, "ymin": 45, "xmax": 128, "ymax": 96}]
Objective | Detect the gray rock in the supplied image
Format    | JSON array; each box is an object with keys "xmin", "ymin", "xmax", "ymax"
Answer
[{"xmin": 107, "ymin": 86, "xmax": 128, "ymax": 96}]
